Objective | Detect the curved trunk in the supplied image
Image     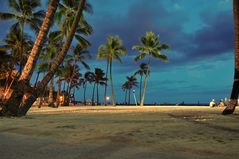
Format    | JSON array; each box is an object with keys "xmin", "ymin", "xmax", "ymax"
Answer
[
  {"xmin": 20, "ymin": 0, "xmax": 59, "ymax": 81},
  {"xmin": 0, "ymin": 0, "xmax": 60, "ymax": 116},
  {"xmin": 109, "ymin": 59, "xmax": 116, "ymax": 106},
  {"xmin": 140, "ymin": 56, "xmax": 151, "ymax": 106},
  {"xmin": 15, "ymin": 0, "xmax": 87, "ymax": 116},
  {"xmin": 104, "ymin": 61, "xmax": 109, "ymax": 105}
]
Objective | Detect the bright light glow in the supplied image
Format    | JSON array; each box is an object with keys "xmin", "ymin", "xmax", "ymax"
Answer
[
  {"xmin": 106, "ymin": 96, "xmax": 110, "ymax": 101},
  {"xmin": 59, "ymin": 96, "xmax": 63, "ymax": 102}
]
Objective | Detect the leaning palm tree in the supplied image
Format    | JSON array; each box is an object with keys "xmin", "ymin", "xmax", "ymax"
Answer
[
  {"xmin": 0, "ymin": 0, "xmax": 44, "ymax": 73},
  {"xmin": 97, "ymin": 36, "xmax": 126, "ymax": 105},
  {"xmin": 133, "ymin": 32, "xmax": 169, "ymax": 106},
  {"xmin": 223, "ymin": 0, "xmax": 239, "ymax": 115},
  {"xmin": 134, "ymin": 63, "xmax": 148, "ymax": 103},
  {"xmin": 1, "ymin": 0, "xmax": 86, "ymax": 116}
]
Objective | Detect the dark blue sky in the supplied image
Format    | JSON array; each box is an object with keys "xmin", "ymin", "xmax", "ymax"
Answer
[{"xmin": 0, "ymin": 0, "xmax": 234, "ymax": 104}]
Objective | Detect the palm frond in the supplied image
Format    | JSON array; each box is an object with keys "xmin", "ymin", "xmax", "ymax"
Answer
[{"xmin": 134, "ymin": 53, "xmax": 146, "ymax": 61}]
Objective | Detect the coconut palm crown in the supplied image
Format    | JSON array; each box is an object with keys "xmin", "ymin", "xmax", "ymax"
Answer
[
  {"xmin": 97, "ymin": 36, "xmax": 126, "ymax": 106},
  {"xmin": 133, "ymin": 31, "xmax": 169, "ymax": 106}
]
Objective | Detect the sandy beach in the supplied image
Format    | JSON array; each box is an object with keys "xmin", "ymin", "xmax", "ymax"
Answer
[{"xmin": 0, "ymin": 106, "xmax": 239, "ymax": 159}]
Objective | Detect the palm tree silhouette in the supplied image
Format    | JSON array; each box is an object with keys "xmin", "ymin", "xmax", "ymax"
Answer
[
  {"xmin": 0, "ymin": 0, "xmax": 44, "ymax": 73},
  {"xmin": 97, "ymin": 36, "xmax": 126, "ymax": 106},
  {"xmin": 134, "ymin": 63, "xmax": 148, "ymax": 103},
  {"xmin": 83, "ymin": 71, "xmax": 95, "ymax": 105},
  {"xmin": 133, "ymin": 32, "xmax": 169, "ymax": 106}
]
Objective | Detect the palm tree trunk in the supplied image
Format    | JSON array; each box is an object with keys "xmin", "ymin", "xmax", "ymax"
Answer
[
  {"xmin": 140, "ymin": 56, "xmax": 151, "ymax": 106},
  {"xmin": 56, "ymin": 77, "xmax": 61, "ymax": 107},
  {"xmin": 19, "ymin": 0, "xmax": 60, "ymax": 81},
  {"xmin": 92, "ymin": 83, "xmax": 96, "ymax": 105},
  {"xmin": 34, "ymin": 72, "xmax": 40, "ymax": 87},
  {"xmin": 48, "ymin": 78, "xmax": 54, "ymax": 106},
  {"xmin": 19, "ymin": 22, "xmax": 24, "ymax": 74},
  {"xmin": 104, "ymin": 61, "xmax": 109, "ymax": 105},
  {"xmin": 109, "ymin": 59, "xmax": 116, "ymax": 106},
  {"xmin": 84, "ymin": 83, "xmax": 87, "ymax": 105},
  {"xmin": 124, "ymin": 90, "xmax": 127, "ymax": 104},
  {"xmin": 223, "ymin": 0, "xmax": 239, "ymax": 114},
  {"xmin": 0, "ymin": 0, "xmax": 60, "ymax": 116},
  {"xmin": 97, "ymin": 83, "xmax": 99, "ymax": 105},
  {"xmin": 139, "ymin": 75, "xmax": 142, "ymax": 102},
  {"xmin": 128, "ymin": 89, "xmax": 131, "ymax": 105},
  {"xmin": 16, "ymin": 0, "xmax": 87, "ymax": 116}
]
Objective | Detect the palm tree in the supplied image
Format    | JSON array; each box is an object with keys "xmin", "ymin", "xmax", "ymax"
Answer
[
  {"xmin": 34, "ymin": 62, "xmax": 48, "ymax": 87},
  {"xmin": 0, "ymin": 0, "xmax": 44, "ymax": 73},
  {"xmin": 0, "ymin": 26, "xmax": 33, "ymax": 74},
  {"xmin": 126, "ymin": 76, "xmax": 138, "ymax": 105},
  {"xmin": 65, "ymin": 44, "xmax": 91, "ymax": 98},
  {"xmin": 223, "ymin": 0, "xmax": 239, "ymax": 115},
  {"xmin": 121, "ymin": 82, "xmax": 128, "ymax": 104},
  {"xmin": 83, "ymin": 71, "xmax": 95, "ymax": 105},
  {"xmin": 134, "ymin": 63, "xmax": 148, "ymax": 103},
  {"xmin": 133, "ymin": 32, "xmax": 169, "ymax": 106},
  {"xmin": 55, "ymin": 0, "xmax": 93, "ymax": 48},
  {"xmin": 94, "ymin": 68, "xmax": 107, "ymax": 105},
  {"xmin": 97, "ymin": 36, "xmax": 126, "ymax": 105},
  {"xmin": 55, "ymin": 65, "xmax": 65, "ymax": 106},
  {"xmin": 41, "ymin": 31, "xmax": 62, "ymax": 106},
  {"xmin": 1, "ymin": 0, "xmax": 86, "ymax": 116}
]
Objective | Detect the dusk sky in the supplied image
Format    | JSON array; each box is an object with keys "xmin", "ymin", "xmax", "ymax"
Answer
[{"xmin": 0, "ymin": 0, "xmax": 234, "ymax": 104}]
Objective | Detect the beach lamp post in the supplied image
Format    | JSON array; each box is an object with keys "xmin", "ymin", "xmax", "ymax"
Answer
[
  {"xmin": 106, "ymin": 96, "xmax": 110, "ymax": 105},
  {"xmin": 133, "ymin": 90, "xmax": 138, "ymax": 106}
]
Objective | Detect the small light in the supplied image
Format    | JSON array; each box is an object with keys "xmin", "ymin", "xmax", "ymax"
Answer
[{"xmin": 106, "ymin": 96, "xmax": 110, "ymax": 101}]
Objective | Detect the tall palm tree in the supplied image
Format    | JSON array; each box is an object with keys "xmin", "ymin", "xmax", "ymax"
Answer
[
  {"xmin": 223, "ymin": 0, "xmax": 239, "ymax": 115},
  {"xmin": 126, "ymin": 76, "xmax": 138, "ymax": 105},
  {"xmin": 94, "ymin": 68, "xmax": 107, "ymax": 105},
  {"xmin": 134, "ymin": 63, "xmax": 148, "ymax": 103},
  {"xmin": 1, "ymin": 0, "xmax": 86, "ymax": 116},
  {"xmin": 83, "ymin": 71, "xmax": 95, "ymax": 105},
  {"xmin": 0, "ymin": 0, "xmax": 44, "ymax": 73},
  {"xmin": 19, "ymin": 0, "xmax": 59, "ymax": 81},
  {"xmin": 0, "ymin": 27, "xmax": 33, "ymax": 73},
  {"xmin": 121, "ymin": 82, "xmax": 128, "ymax": 104},
  {"xmin": 41, "ymin": 31, "xmax": 62, "ymax": 106},
  {"xmin": 97, "ymin": 36, "xmax": 126, "ymax": 105},
  {"xmin": 133, "ymin": 32, "xmax": 169, "ymax": 106},
  {"xmin": 55, "ymin": 65, "xmax": 65, "ymax": 106},
  {"xmin": 66, "ymin": 44, "xmax": 91, "ymax": 99}
]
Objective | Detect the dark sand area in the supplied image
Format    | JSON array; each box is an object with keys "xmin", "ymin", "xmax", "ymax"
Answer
[{"xmin": 0, "ymin": 106, "xmax": 239, "ymax": 159}]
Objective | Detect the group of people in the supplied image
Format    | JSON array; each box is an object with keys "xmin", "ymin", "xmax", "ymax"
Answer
[{"xmin": 209, "ymin": 98, "xmax": 227, "ymax": 107}]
